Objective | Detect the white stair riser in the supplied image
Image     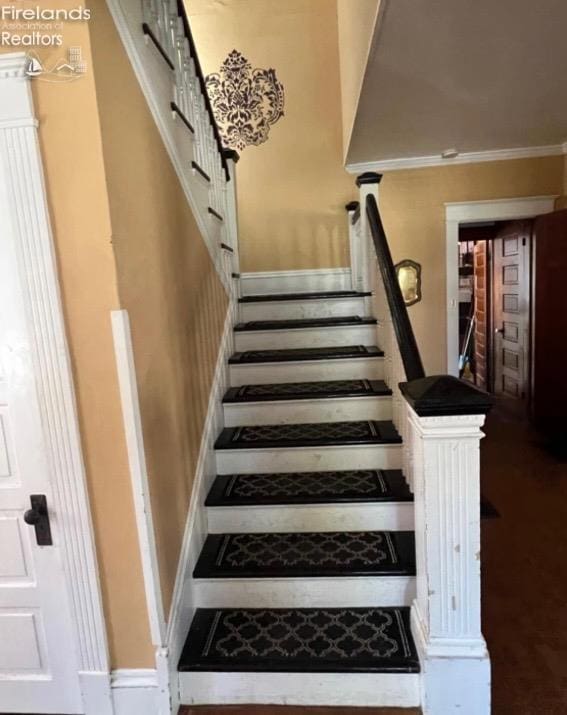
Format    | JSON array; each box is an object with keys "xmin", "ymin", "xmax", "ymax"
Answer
[
  {"xmin": 223, "ymin": 396, "xmax": 393, "ymax": 426},
  {"xmin": 234, "ymin": 325, "xmax": 377, "ymax": 351},
  {"xmin": 215, "ymin": 445, "xmax": 402, "ymax": 474},
  {"xmin": 194, "ymin": 576, "xmax": 415, "ymax": 609},
  {"xmin": 229, "ymin": 357, "xmax": 384, "ymax": 386},
  {"xmin": 207, "ymin": 502, "xmax": 414, "ymax": 533},
  {"xmin": 180, "ymin": 671, "xmax": 420, "ymax": 707},
  {"xmin": 240, "ymin": 297, "xmax": 367, "ymax": 322}
]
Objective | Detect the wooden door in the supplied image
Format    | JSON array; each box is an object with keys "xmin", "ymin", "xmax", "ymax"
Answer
[
  {"xmin": 492, "ymin": 221, "xmax": 532, "ymax": 402},
  {"xmin": 0, "ymin": 197, "xmax": 83, "ymax": 712},
  {"xmin": 531, "ymin": 209, "xmax": 567, "ymax": 431}
]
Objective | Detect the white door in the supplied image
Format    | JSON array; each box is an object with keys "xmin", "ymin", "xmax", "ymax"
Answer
[{"xmin": 0, "ymin": 176, "xmax": 83, "ymax": 711}]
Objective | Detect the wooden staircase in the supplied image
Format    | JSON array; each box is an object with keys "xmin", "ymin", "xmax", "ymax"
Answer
[{"xmin": 178, "ymin": 292, "xmax": 421, "ymax": 707}]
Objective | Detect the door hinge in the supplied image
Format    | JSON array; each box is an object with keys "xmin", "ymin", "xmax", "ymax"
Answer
[{"xmin": 522, "ymin": 237, "xmax": 526, "ymax": 246}]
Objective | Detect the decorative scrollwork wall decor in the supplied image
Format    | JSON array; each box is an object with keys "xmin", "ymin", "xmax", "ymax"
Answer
[{"xmin": 205, "ymin": 50, "xmax": 285, "ymax": 151}]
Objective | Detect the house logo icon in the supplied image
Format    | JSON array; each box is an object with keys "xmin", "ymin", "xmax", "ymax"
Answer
[{"xmin": 25, "ymin": 47, "xmax": 87, "ymax": 82}]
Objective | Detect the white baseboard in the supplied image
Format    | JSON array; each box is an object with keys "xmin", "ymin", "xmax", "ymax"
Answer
[
  {"xmin": 111, "ymin": 669, "xmax": 160, "ymax": 715},
  {"xmin": 165, "ymin": 300, "xmax": 236, "ymax": 713},
  {"xmin": 240, "ymin": 268, "xmax": 353, "ymax": 295}
]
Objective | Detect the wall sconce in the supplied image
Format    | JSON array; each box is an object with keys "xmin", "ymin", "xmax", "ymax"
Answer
[{"xmin": 395, "ymin": 259, "xmax": 422, "ymax": 306}]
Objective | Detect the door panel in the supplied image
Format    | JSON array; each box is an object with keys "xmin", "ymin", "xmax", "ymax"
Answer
[
  {"xmin": 531, "ymin": 209, "xmax": 567, "ymax": 431},
  {"xmin": 0, "ymin": 196, "xmax": 82, "ymax": 712},
  {"xmin": 492, "ymin": 221, "xmax": 531, "ymax": 401}
]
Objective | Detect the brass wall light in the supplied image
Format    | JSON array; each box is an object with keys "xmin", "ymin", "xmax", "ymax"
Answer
[{"xmin": 395, "ymin": 259, "xmax": 422, "ymax": 306}]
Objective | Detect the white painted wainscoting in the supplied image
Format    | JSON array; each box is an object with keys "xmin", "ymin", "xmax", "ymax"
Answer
[
  {"xmin": 240, "ymin": 267, "xmax": 353, "ymax": 295},
  {"xmin": 111, "ymin": 301, "xmax": 237, "ymax": 715}
]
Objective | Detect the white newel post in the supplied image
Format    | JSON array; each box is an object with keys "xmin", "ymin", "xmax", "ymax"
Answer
[
  {"xmin": 223, "ymin": 150, "xmax": 241, "ymax": 308},
  {"xmin": 356, "ymin": 172, "xmax": 382, "ymax": 296},
  {"xmin": 401, "ymin": 376, "xmax": 492, "ymax": 715},
  {"xmin": 345, "ymin": 200, "xmax": 361, "ymax": 291}
]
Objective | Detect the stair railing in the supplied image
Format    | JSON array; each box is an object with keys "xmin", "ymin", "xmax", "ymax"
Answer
[
  {"xmin": 112, "ymin": 0, "xmax": 241, "ymax": 293},
  {"xmin": 351, "ymin": 173, "xmax": 493, "ymax": 715}
]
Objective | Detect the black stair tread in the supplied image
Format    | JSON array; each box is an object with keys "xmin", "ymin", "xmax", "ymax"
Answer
[
  {"xmin": 206, "ymin": 469, "xmax": 413, "ymax": 507},
  {"xmin": 193, "ymin": 530, "xmax": 415, "ymax": 579},
  {"xmin": 179, "ymin": 606, "xmax": 419, "ymax": 673},
  {"xmin": 223, "ymin": 379, "xmax": 392, "ymax": 403},
  {"xmin": 214, "ymin": 420, "xmax": 402, "ymax": 450},
  {"xmin": 239, "ymin": 290, "xmax": 371, "ymax": 303},
  {"xmin": 234, "ymin": 316, "xmax": 377, "ymax": 331},
  {"xmin": 229, "ymin": 345, "xmax": 384, "ymax": 364}
]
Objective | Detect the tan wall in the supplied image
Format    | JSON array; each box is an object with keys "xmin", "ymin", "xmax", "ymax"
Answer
[
  {"xmin": 89, "ymin": 0, "xmax": 229, "ymax": 614},
  {"xmin": 336, "ymin": 0, "xmax": 380, "ymax": 158},
  {"xmin": 378, "ymin": 156, "xmax": 563, "ymax": 373},
  {"xmin": 20, "ymin": 4, "xmax": 153, "ymax": 667},
  {"xmin": 188, "ymin": 0, "xmax": 356, "ymax": 272}
]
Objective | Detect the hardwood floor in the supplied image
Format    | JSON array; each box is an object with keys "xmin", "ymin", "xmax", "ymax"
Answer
[{"xmin": 481, "ymin": 408, "xmax": 567, "ymax": 714}]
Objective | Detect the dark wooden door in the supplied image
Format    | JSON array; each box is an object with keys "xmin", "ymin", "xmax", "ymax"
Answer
[
  {"xmin": 531, "ymin": 209, "xmax": 567, "ymax": 432},
  {"xmin": 473, "ymin": 240, "xmax": 489, "ymax": 390},
  {"xmin": 492, "ymin": 221, "xmax": 532, "ymax": 401}
]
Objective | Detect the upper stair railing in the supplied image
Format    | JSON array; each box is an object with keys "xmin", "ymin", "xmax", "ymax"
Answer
[
  {"xmin": 349, "ymin": 173, "xmax": 493, "ymax": 715},
  {"xmin": 110, "ymin": 0, "xmax": 240, "ymax": 293}
]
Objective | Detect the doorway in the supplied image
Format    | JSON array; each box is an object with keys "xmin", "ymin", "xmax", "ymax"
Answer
[
  {"xmin": 458, "ymin": 220, "xmax": 532, "ymax": 413},
  {"xmin": 445, "ymin": 196, "xmax": 557, "ymax": 377}
]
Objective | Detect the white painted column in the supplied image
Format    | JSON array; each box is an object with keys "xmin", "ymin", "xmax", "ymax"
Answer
[{"xmin": 402, "ymin": 377, "xmax": 492, "ymax": 715}]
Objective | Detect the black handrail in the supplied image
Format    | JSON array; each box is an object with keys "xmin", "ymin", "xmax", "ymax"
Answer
[
  {"xmin": 365, "ymin": 194, "xmax": 425, "ymax": 382},
  {"xmin": 175, "ymin": 0, "xmax": 230, "ymax": 181}
]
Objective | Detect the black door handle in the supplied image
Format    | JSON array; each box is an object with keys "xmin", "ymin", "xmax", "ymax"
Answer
[{"xmin": 23, "ymin": 495, "xmax": 53, "ymax": 546}]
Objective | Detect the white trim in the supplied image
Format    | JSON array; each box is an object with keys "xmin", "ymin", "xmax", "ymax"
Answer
[
  {"xmin": 240, "ymin": 267, "xmax": 352, "ymax": 295},
  {"xmin": 180, "ymin": 671, "xmax": 420, "ymax": 707},
  {"xmin": 111, "ymin": 669, "xmax": 160, "ymax": 715},
  {"xmin": 166, "ymin": 302, "xmax": 236, "ymax": 714},
  {"xmin": 0, "ymin": 50, "xmax": 111, "ymax": 710},
  {"xmin": 445, "ymin": 195, "xmax": 557, "ymax": 374},
  {"xmin": 347, "ymin": 143, "xmax": 567, "ymax": 174},
  {"xmin": 111, "ymin": 310, "xmax": 167, "ymax": 645}
]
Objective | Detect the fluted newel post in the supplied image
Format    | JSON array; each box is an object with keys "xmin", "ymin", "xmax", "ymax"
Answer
[
  {"xmin": 355, "ymin": 172, "xmax": 382, "ymax": 294},
  {"xmin": 400, "ymin": 376, "xmax": 492, "ymax": 715}
]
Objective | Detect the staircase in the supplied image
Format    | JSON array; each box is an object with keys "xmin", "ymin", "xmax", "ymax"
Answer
[
  {"xmin": 115, "ymin": 1, "xmax": 493, "ymax": 708},
  {"xmin": 177, "ymin": 290, "xmax": 421, "ymax": 708}
]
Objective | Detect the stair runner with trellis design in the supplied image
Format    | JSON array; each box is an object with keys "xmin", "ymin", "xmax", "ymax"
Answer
[{"xmin": 179, "ymin": 289, "xmax": 420, "ymax": 707}]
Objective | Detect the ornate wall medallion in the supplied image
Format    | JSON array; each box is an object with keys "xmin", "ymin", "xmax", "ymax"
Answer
[{"xmin": 205, "ymin": 50, "xmax": 285, "ymax": 151}]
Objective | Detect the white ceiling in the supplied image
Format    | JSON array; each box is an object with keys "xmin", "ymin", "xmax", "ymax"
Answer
[{"xmin": 346, "ymin": 0, "xmax": 567, "ymax": 166}]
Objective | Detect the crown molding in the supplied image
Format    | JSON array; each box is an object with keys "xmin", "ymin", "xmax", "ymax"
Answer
[{"xmin": 346, "ymin": 143, "xmax": 567, "ymax": 174}]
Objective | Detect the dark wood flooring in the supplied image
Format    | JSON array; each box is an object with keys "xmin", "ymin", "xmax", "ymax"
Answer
[
  {"xmin": 181, "ymin": 408, "xmax": 567, "ymax": 715},
  {"xmin": 481, "ymin": 408, "xmax": 567, "ymax": 714}
]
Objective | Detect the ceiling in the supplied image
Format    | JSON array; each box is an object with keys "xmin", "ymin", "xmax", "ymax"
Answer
[{"xmin": 346, "ymin": 0, "xmax": 567, "ymax": 166}]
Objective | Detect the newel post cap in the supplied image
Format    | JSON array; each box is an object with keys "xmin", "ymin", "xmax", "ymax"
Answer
[
  {"xmin": 399, "ymin": 375, "xmax": 493, "ymax": 417},
  {"xmin": 222, "ymin": 148, "xmax": 240, "ymax": 163},
  {"xmin": 345, "ymin": 200, "xmax": 360, "ymax": 212},
  {"xmin": 356, "ymin": 172, "xmax": 383, "ymax": 187}
]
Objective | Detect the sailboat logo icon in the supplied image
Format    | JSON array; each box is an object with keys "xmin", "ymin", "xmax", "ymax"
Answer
[{"xmin": 26, "ymin": 56, "xmax": 44, "ymax": 76}]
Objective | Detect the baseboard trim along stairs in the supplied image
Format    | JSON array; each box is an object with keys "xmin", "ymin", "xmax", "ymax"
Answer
[{"xmin": 178, "ymin": 289, "xmax": 420, "ymax": 708}]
